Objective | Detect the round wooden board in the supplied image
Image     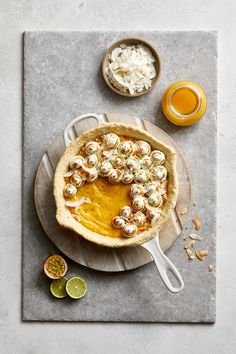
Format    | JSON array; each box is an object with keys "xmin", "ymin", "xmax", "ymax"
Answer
[{"xmin": 35, "ymin": 113, "xmax": 191, "ymax": 272}]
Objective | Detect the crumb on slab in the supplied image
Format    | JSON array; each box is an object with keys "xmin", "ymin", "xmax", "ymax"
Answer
[{"xmin": 192, "ymin": 216, "xmax": 201, "ymax": 230}]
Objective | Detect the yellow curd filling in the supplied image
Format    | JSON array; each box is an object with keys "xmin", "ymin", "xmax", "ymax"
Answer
[{"xmin": 72, "ymin": 177, "xmax": 130, "ymax": 237}]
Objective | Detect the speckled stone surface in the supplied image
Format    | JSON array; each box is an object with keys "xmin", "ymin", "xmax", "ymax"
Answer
[{"xmin": 23, "ymin": 31, "xmax": 216, "ymax": 322}]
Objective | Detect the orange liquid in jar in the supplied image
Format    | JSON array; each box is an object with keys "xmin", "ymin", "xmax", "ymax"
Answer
[
  {"xmin": 162, "ymin": 81, "xmax": 207, "ymax": 126},
  {"xmin": 171, "ymin": 88, "xmax": 198, "ymax": 115}
]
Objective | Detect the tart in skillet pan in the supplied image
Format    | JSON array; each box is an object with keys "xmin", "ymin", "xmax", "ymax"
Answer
[{"xmin": 54, "ymin": 123, "xmax": 178, "ymax": 248}]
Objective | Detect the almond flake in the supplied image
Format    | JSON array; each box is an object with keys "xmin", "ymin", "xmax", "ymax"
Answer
[
  {"xmin": 186, "ymin": 249, "xmax": 194, "ymax": 260},
  {"xmin": 201, "ymin": 250, "xmax": 209, "ymax": 256},
  {"xmin": 196, "ymin": 249, "xmax": 205, "ymax": 261},
  {"xmin": 208, "ymin": 265, "xmax": 213, "ymax": 272},
  {"xmin": 184, "ymin": 240, "xmax": 195, "ymax": 249},
  {"xmin": 180, "ymin": 207, "xmax": 188, "ymax": 215},
  {"xmin": 192, "ymin": 216, "xmax": 201, "ymax": 231},
  {"xmin": 189, "ymin": 233, "xmax": 202, "ymax": 241}
]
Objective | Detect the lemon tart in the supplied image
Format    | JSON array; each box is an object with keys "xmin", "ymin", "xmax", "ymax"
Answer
[{"xmin": 54, "ymin": 123, "xmax": 178, "ymax": 247}]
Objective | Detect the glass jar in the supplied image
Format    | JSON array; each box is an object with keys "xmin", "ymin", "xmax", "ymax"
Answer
[{"xmin": 162, "ymin": 81, "xmax": 207, "ymax": 126}]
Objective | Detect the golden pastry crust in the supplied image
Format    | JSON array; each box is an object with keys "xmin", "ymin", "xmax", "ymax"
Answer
[{"xmin": 53, "ymin": 123, "xmax": 178, "ymax": 248}]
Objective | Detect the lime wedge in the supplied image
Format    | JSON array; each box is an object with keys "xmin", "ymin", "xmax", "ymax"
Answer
[
  {"xmin": 66, "ymin": 276, "xmax": 87, "ymax": 299},
  {"xmin": 50, "ymin": 277, "xmax": 68, "ymax": 298}
]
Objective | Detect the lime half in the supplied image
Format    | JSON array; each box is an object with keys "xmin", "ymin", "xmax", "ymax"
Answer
[
  {"xmin": 66, "ymin": 277, "xmax": 87, "ymax": 299},
  {"xmin": 50, "ymin": 277, "xmax": 68, "ymax": 298}
]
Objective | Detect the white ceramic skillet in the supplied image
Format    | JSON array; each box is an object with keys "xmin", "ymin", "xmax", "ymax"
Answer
[{"xmin": 61, "ymin": 113, "xmax": 184, "ymax": 293}]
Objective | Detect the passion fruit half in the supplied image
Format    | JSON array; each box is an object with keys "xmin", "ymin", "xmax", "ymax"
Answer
[{"xmin": 43, "ymin": 254, "xmax": 68, "ymax": 280}]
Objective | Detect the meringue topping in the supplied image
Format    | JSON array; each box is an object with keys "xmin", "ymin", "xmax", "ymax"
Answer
[
  {"xmin": 148, "ymin": 193, "xmax": 163, "ymax": 207},
  {"xmin": 103, "ymin": 133, "xmax": 120, "ymax": 149},
  {"xmin": 99, "ymin": 161, "xmax": 113, "ymax": 177},
  {"xmin": 64, "ymin": 134, "xmax": 168, "ymax": 238},
  {"xmin": 112, "ymin": 216, "xmax": 126, "ymax": 229},
  {"xmin": 151, "ymin": 150, "xmax": 165, "ymax": 165},
  {"xmin": 85, "ymin": 154, "xmax": 99, "ymax": 168},
  {"xmin": 135, "ymin": 140, "xmax": 151, "ymax": 156},
  {"xmin": 146, "ymin": 208, "xmax": 161, "ymax": 225},
  {"xmin": 131, "ymin": 196, "xmax": 146, "ymax": 212},
  {"xmin": 132, "ymin": 211, "xmax": 146, "ymax": 226},
  {"xmin": 145, "ymin": 183, "xmax": 157, "ymax": 196},
  {"xmin": 140, "ymin": 155, "xmax": 152, "ymax": 168},
  {"xmin": 69, "ymin": 155, "xmax": 84, "ymax": 170},
  {"xmin": 151, "ymin": 166, "xmax": 167, "ymax": 181},
  {"xmin": 85, "ymin": 141, "xmax": 99, "ymax": 155},
  {"xmin": 108, "ymin": 169, "xmax": 123, "ymax": 184},
  {"xmin": 122, "ymin": 223, "xmax": 138, "ymax": 238},
  {"xmin": 111, "ymin": 154, "xmax": 125, "ymax": 169},
  {"xmin": 129, "ymin": 184, "xmax": 144, "ymax": 198},
  {"xmin": 134, "ymin": 171, "xmax": 148, "ymax": 184},
  {"xmin": 126, "ymin": 155, "xmax": 140, "ymax": 171},
  {"xmin": 119, "ymin": 141, "xmax": 134, "ymax": 155},
  {"xmin": 70, "ymin": 173, "xmax": 84, "ymax": 188},
  {"xmin": 120, "ymin": 205, "xmax": 132, "ymax": 219},
  {"xmin": 122, "ymin": 172, "xmax": 134, "ymax": 184},
  {"xmin": 64, "ymin": 183, "xmax": 77, "ymax": 198}
]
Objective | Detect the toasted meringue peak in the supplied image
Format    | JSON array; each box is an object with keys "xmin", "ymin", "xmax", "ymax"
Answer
[
  {"xmin": 99, "ymin": 161, "xmax": 113, "ymax": 177},
  {"xmin": 120, "ymin": 205, "xmax": 132, "ymax": 219},
  {"xmin": 151, "ymin": 166, "xmax": 168, "ymax": 181},
  {"xmin": 112, "ymin": 216, "xmax": 126, "ymax": 229},
  {"xmin": 70, "ymin": 173, "xmax": 84, "ymax": 188},
  {"xmin": 134, "ymin": 170, "xmax": 148, "ymax": 184},
  {"xmin": 131, "ymin": 196, "xmax": 146, "ymax": 212},
  {"xmin": 100, "ymin": 149, "xmax": 113, "ymax": 160},
  {"xmin": 126, "ymin": 155, "xmax": 140, "ymax": 171},
  {"xmin": 151, "ymin": 150, "xmax": 165, "ymax": 165},
  {"xmin": 69, "ymin": 155, "xmax": 84, "ymax": 170},
  {"xmin": 134, "ymin": 140, "xmax": 151, "ymax": 157},
  {"xmin": 85, "ymin": 141, "xmax": 99, "ymax": 155},
  {"xmin": 140, "ymin": 155, "xmax": 152, "ymax": 168},
  {"xmin": 86, "ymin": 169, "xmax": 99, "ymax": 183},
  {"xmin": 111, "ymin": 154, "xmax": 125, "ymax": 169},
  {"xmin": 103, "ymin": 133, "xmax": 120, "ymax": 149},
  {"xmin": 145, "ymin": 183, "xmax": 157, "ymax": 196},
  {"xmin": 132, "ymin": 211, "xmax": 146, "ymax": 226},
  {"xmin": 146, "ymin": 208, "xmax": 161, "ymax": 225},
  {"xmin": 63, "ymin": 183, "xmax": 77, "ymax": 198},
  {"xmin": 148, "ymin": 193, "xmax": 163, "ymax": 207},
  {"xmin": 118, "ymin": 141, "xmax": 134, "ymax": 155},
  {"xmin": 122, "ymin": 172, "xmax": 134, "ymax": 184},
  {"xmin": 129, "ymin": 184, "xmax": 144, "ymax": 198},
  {"xmin": 108, "ymin": 169, "xmax": 123, "ymax": 184},
  {"xmin": 85, "ymin": 154, "xmax": 99, "ymax": 168},
  {"xmin": 122, "ymin": 223, "xmax": 137, "ymax": 238}
]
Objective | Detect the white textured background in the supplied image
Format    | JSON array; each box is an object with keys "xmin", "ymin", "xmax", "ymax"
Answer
[{"xmin": 0, "ymin": 1, "xmax": 235, "ymax": 353}]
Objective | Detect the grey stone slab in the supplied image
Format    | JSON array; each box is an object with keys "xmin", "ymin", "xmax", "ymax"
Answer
[{"xmin": 23, "ymin": 31, "xmax": 217, "ymax": 322}]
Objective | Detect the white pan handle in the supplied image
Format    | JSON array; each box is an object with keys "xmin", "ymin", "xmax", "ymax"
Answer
[
  {"xmin": 141, "ymin": 236, "xmax": 184, "ymax": 293},
  {"xmin": 63, "ymin": 113, "xmax": 104, "ymax": 146}
]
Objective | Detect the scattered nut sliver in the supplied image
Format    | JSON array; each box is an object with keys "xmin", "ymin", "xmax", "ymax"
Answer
[
  {"xmin": 184, "ymin": 240, "xmax": 195, "ymax": 249},
  {"xmin": 196, "ymin": 249, "xmax": 208, "ymax": 261},
  {"xmin": 189, "ymin": 233, "xmax": 202, "ymax": 241},
  {"xmin": 192, "ymin": 216, "xmax": 201, "ymax": 230},
  {"xmin": 186, "ymin": 249, "xmax": 194, "ymax": 260},
  {"xmin": 201, "ymin": 250, "xmax": 209, "ymax": 256},
  {"xmin": 208, "ymin": 265, "xmax": 213, "ymax": 272}
]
